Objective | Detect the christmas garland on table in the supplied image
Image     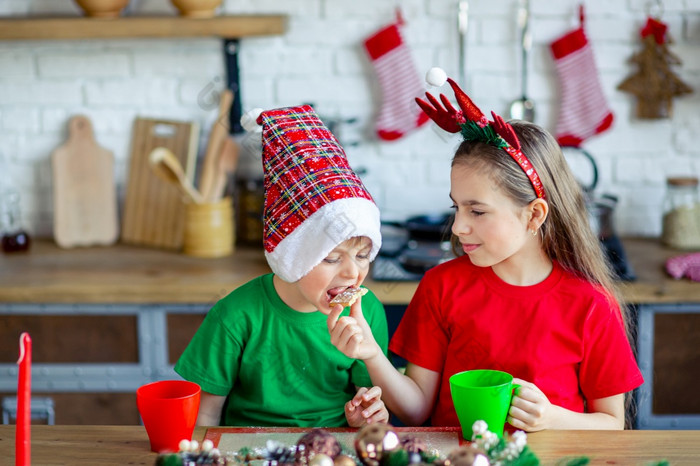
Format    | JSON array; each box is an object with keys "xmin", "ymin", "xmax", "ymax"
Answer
[
  {"xmin": 157, "ymin": 421, "xmax": 551, "ymax": 466},
  {"xmin": 154, "ymin": 421, "xmax": 669, "ymax": 466}
]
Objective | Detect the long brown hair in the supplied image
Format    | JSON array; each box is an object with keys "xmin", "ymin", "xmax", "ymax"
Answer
[{"xmin": 450, "ymin": 120, "xmax": 628, "ymax": 333}]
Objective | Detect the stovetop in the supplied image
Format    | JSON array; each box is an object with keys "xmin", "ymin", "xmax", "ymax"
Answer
[
  {"xmin": 371, "ymin": 240, "xmax": 455, "ymax": 281},
  {"xmin": 371, "ymin": 255, "xmax": 425, "ymax": 281}
]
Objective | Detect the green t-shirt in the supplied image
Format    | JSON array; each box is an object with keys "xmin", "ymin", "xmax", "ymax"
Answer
[{"xmin": 174, "ymin": 273, "xmax": 389, "ymax": 427}]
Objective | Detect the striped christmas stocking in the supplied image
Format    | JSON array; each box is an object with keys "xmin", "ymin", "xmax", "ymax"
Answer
[
  {"xmin": 550, "ymin": 6, "xmax": 613, "ymax": 147},
  {"xmin": 363, "ymin": 14, "xmax": 428, "ymax": 141}
]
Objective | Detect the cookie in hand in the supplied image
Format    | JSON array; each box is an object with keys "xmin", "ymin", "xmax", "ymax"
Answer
[{"xmin": 330, "ymin": 287, "xmax": 368, "ymax": 307}]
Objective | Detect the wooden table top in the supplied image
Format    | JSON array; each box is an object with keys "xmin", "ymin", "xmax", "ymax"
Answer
[
  {"xmin": 1, "ymin": 425, "xmax": 699, "ymax": 465},
  {"xmin": 0, "ymin": 237, "xmax": 697, "ymax": 305}
]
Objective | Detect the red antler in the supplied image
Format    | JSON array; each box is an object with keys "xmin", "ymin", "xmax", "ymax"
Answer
[
  {"xmin": 416, "ymin": 78, "xmax": 522, "ymax": 152},
  {"xmin": 447, "ymin": 78, "xmax": 487, "ymax": 123},
  {"xmin": 490, "ymin": 111, "xmax": 521, "ymax": 151},
  {"xmin": 415, "ymin": 93, "xmax": 461, "ymax": 133}
]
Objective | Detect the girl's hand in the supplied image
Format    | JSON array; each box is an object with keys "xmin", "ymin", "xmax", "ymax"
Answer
[
  {"xmin": 345, "ymin": 386, "xmax": 389, "ymax": 427},
  {"xmin": 508, "ymin": 378, "xmax": 555, "ymax": 432},
  {"xmin": 327, "ymin": 299, "xmax": 380, "ymax": 361}
]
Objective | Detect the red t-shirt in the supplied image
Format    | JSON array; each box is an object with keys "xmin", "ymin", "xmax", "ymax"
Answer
[{"xmin": 389, "ymin": 255, "xmax": 644, "ymax": 427}]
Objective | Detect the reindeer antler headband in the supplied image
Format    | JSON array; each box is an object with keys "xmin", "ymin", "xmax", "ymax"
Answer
[{"xmin": 416, "ymin": 70, "xmax": 546, "ymax": 199}]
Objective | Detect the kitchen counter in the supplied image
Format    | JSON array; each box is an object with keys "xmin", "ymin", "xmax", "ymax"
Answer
[
  {"xmin": 1, "ymin": 425, "xmax": 699, "ymax": 465},
  {"xmin": 1, "ymin": 237, "xmax": 698, "ymax": 426},
  {"xmin": 0, "ymin": 237, "xmax": 697, "ymax": 305},
  {"xmin": 0, "ymin": 238, "xmax": 421, "ymax": 305}
]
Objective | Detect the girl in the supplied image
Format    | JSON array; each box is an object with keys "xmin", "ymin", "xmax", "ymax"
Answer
[{"xmin": 327, "ymin": 76, "xmax": 643, "ymax": 431}]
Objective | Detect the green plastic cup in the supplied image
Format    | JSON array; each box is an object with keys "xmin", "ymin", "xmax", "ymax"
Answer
[{"xmin": 449, "ymin": 369, "xmax": 519, "ymax": 440}]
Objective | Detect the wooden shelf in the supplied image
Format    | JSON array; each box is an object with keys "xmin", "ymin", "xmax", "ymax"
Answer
[{"xmin": 0, "ymin": 14, "xmax": 287, "ymax": 40}]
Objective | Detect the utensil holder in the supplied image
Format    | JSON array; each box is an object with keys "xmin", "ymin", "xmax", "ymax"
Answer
[{"xmin": 183, "ymin": 197, "xmax": 234, "ymax": 258}]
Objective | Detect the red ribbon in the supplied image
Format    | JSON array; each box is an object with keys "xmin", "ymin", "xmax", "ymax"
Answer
[{"xmin": 641, "ymin": 16, "xmax": 667, "ymax": 44}]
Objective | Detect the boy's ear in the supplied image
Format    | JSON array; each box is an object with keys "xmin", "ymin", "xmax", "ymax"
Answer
[{"xmin": 527, "ymin": 198, "xmax": 549, "ymax": 231}]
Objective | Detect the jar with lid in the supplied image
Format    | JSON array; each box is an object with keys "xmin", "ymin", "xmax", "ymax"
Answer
[
  {"xmin": 1, "ymin": 189, "xmax": 31, "ymax": 253},
  {"xmin": 661, "ymin": 177, "xmax": 700, "ymax": 249}
]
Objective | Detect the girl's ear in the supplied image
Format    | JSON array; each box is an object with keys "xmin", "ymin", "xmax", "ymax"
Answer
[{"xmin": 527, "ymin": 198, "xmax": 549, "ymax": 231}]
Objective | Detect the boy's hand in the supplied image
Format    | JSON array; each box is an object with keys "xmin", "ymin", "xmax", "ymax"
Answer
[
  {"xmin": 327, "ymin": 298, "xmax": 380, "ymax": 360},
  {"xmin": 507, "ymin": 378, "xmax": 554, "ymax": 432},
  {"xmin": 345, "ymin": 386, "xmax": 389, "ymax": 427}
]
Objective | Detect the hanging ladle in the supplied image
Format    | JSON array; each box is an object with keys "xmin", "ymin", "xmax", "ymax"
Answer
[{"xmin": 509, "ymin": 0, "xmax": 535, "ymax": 122}]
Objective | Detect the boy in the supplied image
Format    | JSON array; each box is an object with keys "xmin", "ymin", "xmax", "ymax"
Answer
[{"xmin": 175, "ymin": 105, "xmax": 389, "ymax": 427}]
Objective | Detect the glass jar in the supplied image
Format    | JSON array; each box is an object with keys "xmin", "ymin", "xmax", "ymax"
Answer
[
  {"xmin": 1, "ymin": 190, "xmax": 31, "ymax": 253},
  {"xmin": 661, "ymin": 177, "xmax": 700, "ymax": 249}
]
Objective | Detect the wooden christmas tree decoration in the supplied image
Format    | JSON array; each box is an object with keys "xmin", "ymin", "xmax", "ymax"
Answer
[{"xmin": 618, "ymin": 17, "xmax": 692, "ymax": 119}]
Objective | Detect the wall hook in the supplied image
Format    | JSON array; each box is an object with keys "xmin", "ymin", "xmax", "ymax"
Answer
[{"xmin": 646, "ymin": 0, "xmax": 663, "ymax": 19}]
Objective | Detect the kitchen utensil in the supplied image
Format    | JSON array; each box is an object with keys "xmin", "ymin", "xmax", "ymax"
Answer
[
  {"xmin": 509, "ymin": 0, "xmax": 535, "ymax": 122},
  {"xmin": 121, "ymin": 118, "xmax": 199, "ymax": 250},
  {"xmin": 457, "ymin": 1, "xmax": 469, "ymax": 85},
  {"xmin": 148, "ymin": 147, "xmax": 204, "ymax": 204},
  {"xmin": 51, "ymin": 115, "xmax": 118, "ymax": 248},
  {"xmin": 208, "ymin": 137, "xmax": 239, "ymax": 202},
  {"xmin": 199, "ymin": 89, "xmax": 234, "ymax": 202}
]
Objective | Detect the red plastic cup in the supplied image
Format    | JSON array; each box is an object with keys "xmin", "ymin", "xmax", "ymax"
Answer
[{"xmin": 136, "ymin": 380, "xmax": 201, "ymax": 453}]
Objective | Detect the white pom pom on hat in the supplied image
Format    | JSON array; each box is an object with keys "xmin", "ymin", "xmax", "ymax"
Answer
[
  {"xmin": 240, "ymin": 108, "xmax": 264, "ymax": 133},
  {"xmin": 425, "ymin": 67, "xmax": 447, "ymax": 87}
]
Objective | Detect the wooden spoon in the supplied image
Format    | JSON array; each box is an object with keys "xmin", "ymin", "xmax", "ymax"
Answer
[
  {"xmin": 208, "ymin": 137, "xmax": 239, "ymax": 202},
  {"xmin": 199, "ymin": 89, "xmax": 234, "ymax": 201},
  {"xmin": 148, "ymin": 147, "xmax": 204, "ymax": 204}
]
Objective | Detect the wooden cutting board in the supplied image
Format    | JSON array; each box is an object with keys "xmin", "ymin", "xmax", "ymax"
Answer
[
  {"xmin": 121, "ymin": 117, "xmax": 199, "ymax": 250},
  {"xmin": 52, "ymin": 115, "xmax": 118, "ymax": 248}
]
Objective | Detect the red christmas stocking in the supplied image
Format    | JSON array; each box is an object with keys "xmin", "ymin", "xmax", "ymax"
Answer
[
  {"xmin": 550, "ymin": 6, "xmax": 613, "ymax": 147},
  {"xmin": 363, "ymin": 13, "xmax": 429, "ymax": 141}
]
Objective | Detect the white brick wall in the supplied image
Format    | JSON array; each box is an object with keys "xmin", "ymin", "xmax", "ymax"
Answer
[{"xmin": 0, "ymin": 0, "xmax": 699, "ymax": 239}]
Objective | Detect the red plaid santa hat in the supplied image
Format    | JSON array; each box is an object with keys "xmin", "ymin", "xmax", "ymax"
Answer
[{"xmin": 250, "ymin": 105, "xmax": 381, "ymax": 282}]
